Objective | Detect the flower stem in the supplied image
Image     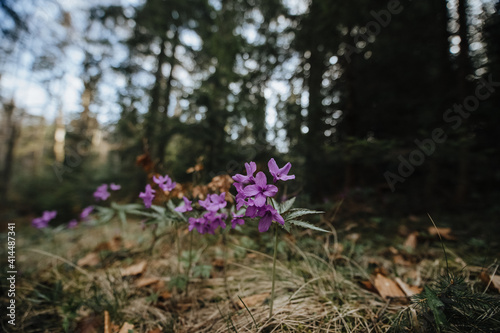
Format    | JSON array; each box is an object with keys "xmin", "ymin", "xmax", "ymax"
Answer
[
  {"xmin": 269, "ymin": 223, "xmax": 279, "ymax": 318},
  {"xmin": 185, "ymin": 230, "xmax": 193, "ymax": 296}
]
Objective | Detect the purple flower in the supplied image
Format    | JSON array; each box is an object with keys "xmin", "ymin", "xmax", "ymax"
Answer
[
  {"xmin": 153, "ymin": 174, "xmax": 176, "ymax": 192},
  {"xmin": 204, "ymin": 211, "xmax": 227, "ymax": 230},
  {"xmin": 243, "ymin": 204, "xmax": 284, "ymax": 232},
  {"xmin": 32, "ymin": 210, "xmax": 57, "ymax": 229},
  {"xmin": 188, "ymin": 217, "xmax": 212, "ymax": 234},
  {"xmin": 32, "ymin": 217, "xmax": 48, "ymax": 229},
  {"xmin": 139, "ymin": 184, "xmax": 156, "ymax": 208},
  {"xmin": 94, "ymin": 184, "xmax": 110, "ymax": 201},
  {"xmin": 68, "ymin": 219, "xmax": 78, "ymax": 229},
  {"xmin": 175, "ymin": 196, "xmax": 193, "ymax": 213},
  {"xmin": 232, "ymin": 162, "xmax": 257, "ymax": 184},
  {"xmin": 231, "ymin": 212, "xmax": 245, "ymax": 229},
  {"xmin": 199, "ymin": 193, "xmax": 227, "ymax": 212},
  {"xmin": 243, "ymin": 172, "xmax": 278, "ymax": 207},
  {"xmin": 268, "ymin": 158, "xmax": 295, "ymax": 183},
  {"xmin": 256, "ymin": 205, "xmax": 284, "ymax": 232},
  {"xmin": 80, "ymin": 206, "xmax": 94, "ymax": 220},
  {"xmin": 110, "ymin": 183, "xmax": 121, "ymax": 191}
]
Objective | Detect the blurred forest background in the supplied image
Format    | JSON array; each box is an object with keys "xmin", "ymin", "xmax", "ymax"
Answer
[{"xmin": 1, "ymin": 0, "xmax": 500, "ymax": 224}]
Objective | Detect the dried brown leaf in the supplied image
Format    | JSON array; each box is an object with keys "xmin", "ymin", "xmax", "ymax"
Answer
[
  {"xmin": 403, "ymin": 232, "xmax": 419, "ymax": 250},
  {"xmin": 77, "ymin": 252, "xmax": 100, "ymax": 267},
  {"xmin": 121, "ymin": 260, "xmax": 147, "ymax": 277},
  {"xmin": 428, "ymin": 227, "xmax": 456, "ymax": 240},
  {"xmin": 480, "ymin": 271, "xmax": 500, "ymax": 293},
  {"xmin": 134, "ymin": 277, "xmax": 160, "ymax": 288},
  {"xmin": 393, "ymin": 254, "xmax": 412, "ymax": 266},
  {"xmin": 373, "ymin": 273, "xmax": 406, "ymax": 300}
]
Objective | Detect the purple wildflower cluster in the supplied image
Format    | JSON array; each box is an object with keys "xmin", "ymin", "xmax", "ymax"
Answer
[
  {"xmin": 139, "ymin": 174, "xmax": 177, "ymax": 208},
  {"xmin": 233, "ymin": 158, "xmax": 295, "ymax": 232},
  {"xmin": 179, "ymin": 193, "xmax": 230, "ymax": 235},
  {"xmin": 32, "ymin": 210, "xmax": 57, "ymax": 229},
  {"xmin": 93, "ymin": 183, "xmax": 121, "ymax": 201}
]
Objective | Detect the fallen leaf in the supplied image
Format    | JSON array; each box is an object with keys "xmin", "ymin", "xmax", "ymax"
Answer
[
  {"xmin": 395, "ymin": 277, "xmax": 422, "ymax": 297},
  {"xmin": 373, "ymin": 274, "xmax": 406, "ymax": 300},
  {"xmin": 121, "ymin": 260, "xmax": 147, "ymax": 277},
  {"xmin": 118, "ymin": 322, "xmax": 134, "ymax": 333},
  {"xmin": 403, "ymin": 232, "xmax": 419, "ymax": 250},
  {"xmin": 78, "ymin": 252, "xmax": 100, "ymax": 267},
  {"xmin": 428, "ymin": 227, "xmax": 456, "ymax": 240},
  {"xmin": 480, "ymin": 271, "xmax": 500, "ymax": 293},
  {"xmin": 159, "ymin": 291, "xmax": 172, "ymax": 300},
  {"xmin": 237, "ymin": 293, "xmax": 270, "ymax": 309},
  {"xmin": 393, "ymin": 254, "xmax": 412, "ymax": 266},
  {"xmin": 134, "ymin": 277, "xmax": 160, "ymax": 288}
]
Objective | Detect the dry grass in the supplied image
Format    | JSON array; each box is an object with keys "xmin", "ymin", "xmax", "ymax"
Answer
[{"xmin": 2, "ymin": 216, "xmax": 494, "ymax": 333}]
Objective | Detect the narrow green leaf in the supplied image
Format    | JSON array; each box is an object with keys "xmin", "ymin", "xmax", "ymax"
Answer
[
  {"xmin": 126, "ymin": 210, "xmax": 159, "ymax": 218},
  {"xmin": 284, "ymin": 208, "xmax": 324, "ymax": 221},
  {"xmin": 118, "ymin": 210, "xmax": 127, "ymax": 226},
  {"xmin": 288, "ymin": 219, "xmax": 329, "ymax": 233},
  {"xmin": 150, "ymin": 204, "xmax": 166, "ymax": 216}
]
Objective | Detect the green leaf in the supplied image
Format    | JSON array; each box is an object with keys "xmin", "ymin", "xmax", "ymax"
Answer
[
  {"xmin": 118, "ymin": 210, "xmax": 127, "ymax": 226},
  {"xmin": 169, "ymin": 274, "xmax": 188, "ymax": 291},
  {"xmin": 95, "ymin": 206, "xmax": 115, "ymax": 223},
  {"xmin": 193, "ymin": 265, "xmax": 212, "ymax": 279},
  {"xmin": 279, "ymin": 221, "xmax": 291, "ymax": 232},
  {"xmin": 423, "ymin": 286, "xmax": 447, "ymax": 330},
  {"xmin": 279, "ymin": 197, "xmax": 296, "ymax": 214},
  {"xmin": 126, "ymin": 210, "xmax": 159, "ymax": 218},
  {"xmin": 284, "ymin": 208, "xmax": 324, "ymax": 221},
  {"xmin": 150, "ymin": 204, "xmax": 166, "ymax": 216},
  {"xmin": 167, "ymin": 200, "xmax": 177, "ymax": 213},
  {"xmin": 270, "ymin": 198, "xmax": 280, "ymax": 211},
  {"xmin": 287, "ymin": 219, "xmax": 329, "ymax": 233}
]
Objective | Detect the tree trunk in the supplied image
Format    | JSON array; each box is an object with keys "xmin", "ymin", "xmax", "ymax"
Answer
[
  {"xmin": 0, "ymin": 102, "xmax": 19, "ymax": 204},
  {"xmin": 157, "ymin": 31, "xmax": 179, "ymax": 168},
  {"xmin": 145, "ymin": 38, "xmax": 167, "ymax": 165}
]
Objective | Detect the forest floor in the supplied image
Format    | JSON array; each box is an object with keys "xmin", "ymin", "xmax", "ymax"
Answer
[{"xmin": 2, "ymin": 202, "xmax": 500, "ymax": 332}]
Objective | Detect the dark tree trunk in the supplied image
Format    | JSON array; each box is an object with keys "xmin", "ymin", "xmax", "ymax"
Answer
[
  {"xmin": 157, "ymin": 31, "xmax": 179, "ymax": 168},
  {"xmin": 0, "ymin": 102, "xmax": 19, "ymax": 204},
  {"xmin": 145, "ymin": 38, "xmax": 167, "ymax": 165}
]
